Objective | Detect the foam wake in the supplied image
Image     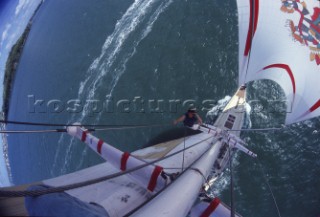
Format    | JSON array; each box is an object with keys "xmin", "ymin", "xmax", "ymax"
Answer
[
  {"xmin": 52, "ymin": 0, "xmax": 173, "ymax": 175},
  {"xmin": 0, "ymin": 122, "xmax": 13, "ymax": 187}
]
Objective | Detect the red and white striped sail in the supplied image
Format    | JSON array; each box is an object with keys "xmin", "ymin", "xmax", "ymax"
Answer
[{"xmin": 237, "ymin": 0, "xmax": 320, "ymax": 124}]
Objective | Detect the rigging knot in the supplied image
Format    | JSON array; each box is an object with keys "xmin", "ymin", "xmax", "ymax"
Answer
[{"xmin": 161, "ymin": 171, "xmax": 180, "ymax": 184}]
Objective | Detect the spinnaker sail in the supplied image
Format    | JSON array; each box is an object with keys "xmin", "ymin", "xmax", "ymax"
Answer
[{"xmin": 237, "ymin": 0, "xmax": 320, "ymax": 124}]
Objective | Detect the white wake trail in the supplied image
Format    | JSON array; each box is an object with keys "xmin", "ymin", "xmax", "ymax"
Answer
[
  {"xmin": 93, "ymin": 0, "xmax": 173, "ymax": 123},
  {"xmin": 76, "ymin": 0, "xmax": 173, "ymax": 168},
  {"xmin": 54, "ymin": 0, "xmax": 173, "ymax": 175},
  {"xmin": 78, "ymin": 0, "xmax": 155, "ymax": 97}
]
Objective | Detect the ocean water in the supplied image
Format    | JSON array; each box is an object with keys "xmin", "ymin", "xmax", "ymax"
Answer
[{"xmin": 5, "ymin": 0, "xmax": 320, "ymax": 216}]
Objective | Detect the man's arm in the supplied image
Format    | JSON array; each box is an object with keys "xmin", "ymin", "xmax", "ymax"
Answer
[
  {"xmin": 173, "ymin": 115, "xmax": 185, "ymax": 125},
  {"xmin": 195, "ymin": 114, "xmax": 203, "ymax": 125}
]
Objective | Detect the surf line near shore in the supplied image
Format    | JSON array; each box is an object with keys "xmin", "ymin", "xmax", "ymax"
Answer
[{"xmin": 2, "ymin": 0, "xmax": 44, "ymax": 120}]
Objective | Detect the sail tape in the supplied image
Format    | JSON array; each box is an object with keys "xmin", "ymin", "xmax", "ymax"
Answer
[
  {"xmin": 81, "ymin": 131, "xmax": 88, "ymax": 142},
  {"xmin": 0, "ymin": 119, "xmax": 171, "ymax": 128},
  {"xmin": 97, "ymin": 140, "xmax": 104, "ymax": 154},
  {"xmin": 147, "ymin": 166, "xmax": 163, "ymax": 192},
  {"xmin": 200, "ymin": 197, "xmax": 221, "ymax": 217},
  {"xmin": 120, "ymin": 152, "xmax": 130, "ymax": 171}
]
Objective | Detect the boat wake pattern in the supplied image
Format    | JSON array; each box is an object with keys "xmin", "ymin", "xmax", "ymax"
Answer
[
  {"xmin": 0, "ymin": 122, "xmax": 12, "ymax": 187},
  {"xmin": 51, "ymin": 0, "xmax": 173, "ymax": 176},
  {"xmin": 206, "ymin": 95, "xmax": 252, "ymax": 129},
  {"xmin": 206, "ymin": 95, "xmax": 232, "ymax": 123}
]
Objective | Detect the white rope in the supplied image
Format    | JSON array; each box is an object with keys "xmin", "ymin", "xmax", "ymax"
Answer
[{"xmin": 257, "ymin": 158, "xmax": 282, "ymax": 217}]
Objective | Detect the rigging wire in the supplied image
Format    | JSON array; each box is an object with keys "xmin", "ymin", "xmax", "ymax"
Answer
[
  {"xmin": 228, "ymin": 141, "xmax": 236, "ymax": 217},
  {"xmin": 0, "ymin": 126, "xmax": 285, "ymax": 134},
  {"xmin": 181, "ymin": 127, "xmax": 187, "ymax": 171},
  {"xmin": 93, "ymin": 124, "xmax": 171, "ymax": 131},
  {"xmin": 256, "ymin": 158, "xmax": 282, "ymax": 217},
  {"xmin": 227, "ymin": 127, "xmax": 284, "ymax": 132},
  {"xmin": 0, "ymin": 135, "xmax": 214, "ymax": 197},
  {"xmin": 0, "ymin": 129, "xmax": 67, "ymax": 134},
  {"xmin": 0, "ymin": 124, "xmax": 172, "ymax": 134},
  {"xmin": 0, "ymin": 119, "xmax": 170, "ymax": 128}
]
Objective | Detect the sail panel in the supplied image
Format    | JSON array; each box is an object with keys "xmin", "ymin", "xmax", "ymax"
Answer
[{"xmin": 237, "ymin": 0, "xmax": 320, "ymax": 124}]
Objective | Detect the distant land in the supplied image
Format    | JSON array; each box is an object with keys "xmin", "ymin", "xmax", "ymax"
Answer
[{"xmin": 2, "ymin": 1, "xmax": 43, "ymax": 120}]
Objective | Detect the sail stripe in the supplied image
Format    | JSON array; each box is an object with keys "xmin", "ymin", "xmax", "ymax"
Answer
[
  {"xmin": 97, "ymin": 139, "xmax": 104, "ymax": 154},
  {"xmin": 147, "ymin": 166, "xmax": 163, "ymax": 192},
  {"xmin": 199, "ymin": 197, "xmax": 221, "ymax": 217},
  {"xmin": 263, "ymin": 63, "xmax": 296, "ymax": 94},
  {"xmin": 262, "ymin": 64, "xmax": 296, "ymax": 110},
  {"xmin": 81, "ymin": 131, "xmax": 88, "ymax": 142},
  {"xmin": 296, "ymin": 99, "xmax": 320, "ymax": 121},
  {"xmin": 244, "ymin": 0, "xmax": 259, "ymax": 56},
  {"xmin": 309, "ymin": 99, "xmax": 320, "ymax": 113},
  {"xmin": 120, "ymin": 152, "xmax": 130, "ymax": 171}
]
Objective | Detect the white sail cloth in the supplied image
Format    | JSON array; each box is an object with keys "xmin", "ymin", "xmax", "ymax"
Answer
[{"xmin": 237, "ymin": 0, "xmax": 320, "ymax": 124}]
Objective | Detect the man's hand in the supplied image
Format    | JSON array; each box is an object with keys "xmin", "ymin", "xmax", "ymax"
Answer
[{"xmin": 173, "ymin": 115, "xmax": 185, "ymax": 125}]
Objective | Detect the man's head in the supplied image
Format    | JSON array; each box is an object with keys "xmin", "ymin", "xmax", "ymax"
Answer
[{"xmin": 187, "ymin": 108, "xmax": 197, "ymax": 117}]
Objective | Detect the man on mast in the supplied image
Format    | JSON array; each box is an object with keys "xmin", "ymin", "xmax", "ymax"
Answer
[{"xmin": 173, "ymin": 108, "xmax": 203, "ymax": 127}]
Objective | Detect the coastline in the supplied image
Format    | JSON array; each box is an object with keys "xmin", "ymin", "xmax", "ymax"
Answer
[
  {"xmin": 0, "ymin": 112, "xmax": 12, "ymax": 186},
  {"xmin": 1, "ymin": 0, "xmax": 44, "ymax": 120}
]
